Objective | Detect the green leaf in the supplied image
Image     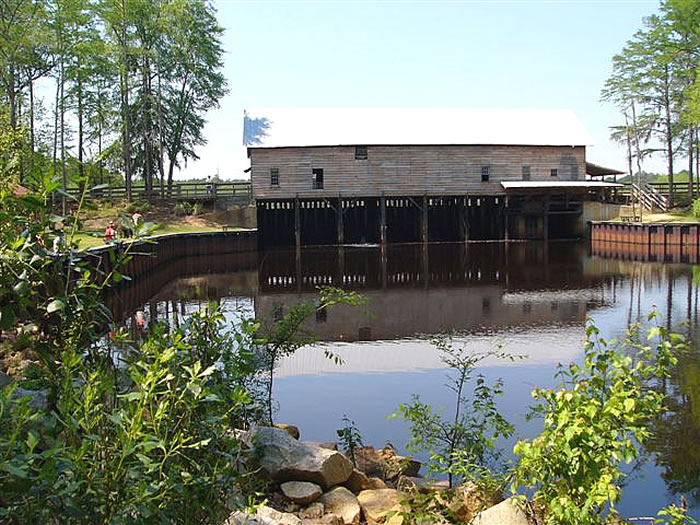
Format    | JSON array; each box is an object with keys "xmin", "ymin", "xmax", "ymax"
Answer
[{"xmin": 47, "ymin": 298, "xmax": 65, "ymax": 313}]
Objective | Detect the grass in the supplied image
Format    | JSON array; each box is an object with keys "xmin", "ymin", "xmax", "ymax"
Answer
[{"xmin": 73, "ymin": 222, "xmax": 246, "ymax": 250}]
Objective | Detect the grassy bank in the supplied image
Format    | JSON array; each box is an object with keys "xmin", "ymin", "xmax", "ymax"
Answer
[{"xmin": 73, "ymin": 199, "xmax": 254, "ymax": 249}]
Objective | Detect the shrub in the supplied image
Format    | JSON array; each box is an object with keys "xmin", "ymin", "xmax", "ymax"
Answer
[
  {"xmin": 513, "ymin": 316, "xmax": 683, "ymax": 525},
  {"xmin": 391, "ymin": 336, "xmax": 517, "ymax": 488},
  {"xmin": 692, "ymin": 198, "xmax": 700, "ymax": 219}
]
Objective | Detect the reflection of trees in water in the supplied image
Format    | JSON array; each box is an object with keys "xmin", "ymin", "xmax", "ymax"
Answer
[{"xmin": 646, "ymin": 330, "xmax": 700, "ymax": 504}]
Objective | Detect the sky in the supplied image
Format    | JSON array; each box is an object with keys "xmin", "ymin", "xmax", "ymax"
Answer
[{"xmin": 185, "ymin": 0, "xmax": 664, "ymax": 181}]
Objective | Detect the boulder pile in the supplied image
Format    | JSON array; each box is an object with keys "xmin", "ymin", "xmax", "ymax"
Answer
[{"xmin": 228, "ymin": 425, "xmax": 533, "ymax": 525}]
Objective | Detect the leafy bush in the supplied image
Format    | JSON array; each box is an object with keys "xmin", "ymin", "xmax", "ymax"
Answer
[
  {"xmin": 392, "ymin": 336, "xmax": 517, "ymax": 488},
  {"xmin": 175, "ymin": 201, "xmax": 193, "ymax": 216},
  {"xmin": 126, "ymin": 200, "xmax": 152, "ymax": 214},
  {"xmin": 513, "ymin": 316, "xmax": 683, "ymax": 525},
  {"xmin": 0, "ymin": 308, "xmax": 259, "ymax": 523},
  {"xmin": 337, "ymin": 415, "xmax": 364, "ymax": 467},
  {"xmin": 692, "ymin": 198, "xmax": 700, "ymax": 219}
]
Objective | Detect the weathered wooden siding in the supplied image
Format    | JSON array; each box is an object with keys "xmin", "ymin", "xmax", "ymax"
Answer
[{"xmin": 250, "ymin": 145, "xmax": 586, "ymax": 200}]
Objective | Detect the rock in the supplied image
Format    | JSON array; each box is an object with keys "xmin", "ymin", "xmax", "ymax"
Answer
[
  {"xmin": 257, "ymin": 505, "xmax": 302, "ymax": 525},
  {"xmin": 275, "ymin": 423, "xmax": 301, "ymax": 440},
  {"xmin": 344, "ymin": 469, "xmax": 371, "ymax": 494},
  {"xmin": 281, "ymin": 481, "xmax": 323, "ymax": 505},
  {"xmin": 224, "ymin": 511, "xmax": 258, "ymax": 525},
  {"xmin": 471, "ymin": 497, "xmax": 531, "ymax": 525},
  {"xmin": 352, "ymin": 446, "xmax": 421, "ymax": 481},
  {"xmin": 301, "ymin": 514, "xmax": 343, "ymax": 525},
  {"xmin": 367, "ymin": 477, "xmax": 388, "ymax": 490},
  {"xmin": 357, "ymin": 489, "xmax": 405, "ymax": 523},
  {"xmin": 396, "ymin": 477, "xmax": 449, "ymax": 493},
  {"xmin": 250, "ymin": 427, "xmax": 353, "ymax": 489},
  {"xmin": 298, "ymin": 502, "xmax": 325, "ymax": 519},
  {"xmin": 446, "ymin": 483, "xmax": 503, "ymax": 523},
  {"xmin": 319, "ymin": 487, "xmax": 361, "ymax": 525},
  {"xmin": 302, "ymin": 441, "xmax": 338, "ymax": 451}
]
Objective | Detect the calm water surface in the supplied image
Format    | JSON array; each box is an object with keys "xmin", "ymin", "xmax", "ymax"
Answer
[{"xmin": 112, "ymin": 242, "xmax": 700, "ymax": 520}]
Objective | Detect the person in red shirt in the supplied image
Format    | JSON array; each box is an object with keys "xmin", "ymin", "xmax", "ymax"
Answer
[{"xmin": 104, "ymin": 221, "xmax": 117, "ymax": 242}]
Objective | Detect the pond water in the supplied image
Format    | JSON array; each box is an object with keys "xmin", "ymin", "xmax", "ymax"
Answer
[{"xmin": 112, "ymin": 241, "xmax": 699, "ymax": 520}]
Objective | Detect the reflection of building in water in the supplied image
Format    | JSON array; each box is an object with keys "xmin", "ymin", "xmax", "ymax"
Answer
[{"xmin": 256, "ymin": 242, "xmax": 620, "ymax": 341}]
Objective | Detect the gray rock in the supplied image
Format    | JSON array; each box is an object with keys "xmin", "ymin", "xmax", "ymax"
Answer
[
  {"xmin": 257, "ymin": 505, "xmax": 302, "ymax": 525},
  {"xmin": 367, "ymin": 477, "xmax": 388, "ymax": 490},
  {"xmin": 396, "ymin": 476, "xmax": 449, "ymax": 493},
  {"xmin": 302, "ymin": 441, "xmax": 338, "ymax": 451},
  {"xmin": 280, "ymin": 481, "xmax": 323, "ymax": 505},
  {"xmin": 471, "ymin": 497, "xmax": 531, "ymax": 525},
  {"xmin": 298, "ymin": 502, "xmax": 325, "ymax": 520},
  {"xmin": 301, "ymin": 514, "xmax": 342, "ymax": 525},
  {"xmin": 250, "ymin": 427, "xmax": 353, "ymax": 489},
  {"xmin": 343, "ymin": 469, "xmax": 371, "ymax": 494},
  {"xmin": 357, "ymin": 489, "xmax": 405, "ymax": 523},
  {"xmin": 225, "ymin": 511, "xmax": 258, "ymax": 525},
  {"xmin": 319, "ymin": 487, "xmax": 361, "ymax": 525},
  {"xmin": 274, "ymin": 423, "xmax": 300, "ymax": 440}
]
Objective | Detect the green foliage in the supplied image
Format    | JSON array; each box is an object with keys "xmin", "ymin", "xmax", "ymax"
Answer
[
  {"xmin": 692, "ymin": 198, "xmax": 700, "ymax": 218},
  {"xmin": 513, "ymin": 316, "xmax": 683, "ymax": 525},
  {"xmin": 392, "ymin": 337, "xmax": 517, "ymax": 488},
  {"xmin": 656, "ymin": 502, "xmax": 697, "ymax": 525},
  {"xmin": 337, "ymin": 415, "xmax": 364, "ymax": 467},
  {"xmin": 0, "ymin": 307, "xmax": 258, "ymax": 523},
  {"xmin": 175, "ymin": 200, "xmax": 193, "ymax": 215},
  {"xmin": 125, "ymin": 200, "xmax": 152, "ymax": 214},
  {"xmin": 256, "ymin": 286, "xmax": 367, "ymax": 424}
]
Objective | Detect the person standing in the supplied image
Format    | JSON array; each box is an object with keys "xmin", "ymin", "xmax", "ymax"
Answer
[{"xmin": 104, "ymin": 221, "xmax": 117, "ymax": 242}]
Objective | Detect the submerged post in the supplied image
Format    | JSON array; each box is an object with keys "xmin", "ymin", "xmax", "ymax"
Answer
[
  {"xmin": 294, "ymin": 197, "xmax": 301, "ymax": 248},
  {"xmin": 421, "ymin": 195, "xmax": 429, "ymax": 244},
  {"xmin": 337, "ymin": 197, "xmax": 344, "ymax": 245},
  {"xmin": 379, "ymin": 196, "xmax": 387, "ymax": 245}
]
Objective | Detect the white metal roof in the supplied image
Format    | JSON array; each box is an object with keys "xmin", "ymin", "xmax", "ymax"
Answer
[
  {"xmin": 243, "ymin": 108, "xmax": 594, "ymax": 149},
  {"xmin": 501, "ymin": 181, "xmax": 622, "ymax": 189}
]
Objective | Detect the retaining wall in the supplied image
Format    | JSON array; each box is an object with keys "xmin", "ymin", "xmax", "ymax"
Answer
[{"xmin": 590, "ymin": 222, "xmax": 700, "ymax": 264}]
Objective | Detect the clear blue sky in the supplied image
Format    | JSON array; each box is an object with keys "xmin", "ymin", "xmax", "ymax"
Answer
[{"xmin": 190, "ymin": 0, "xmax": 663, "ymax": 180}]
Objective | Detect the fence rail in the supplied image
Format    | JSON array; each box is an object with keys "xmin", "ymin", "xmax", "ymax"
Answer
[{"xmin": 62, "ymin": 181, "xmax": 252, "ymax": 204}]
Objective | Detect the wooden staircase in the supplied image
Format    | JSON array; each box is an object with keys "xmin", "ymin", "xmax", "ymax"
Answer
[{"xmin": 631, "ymin": 183, "xmax": 669, "ymax": 212}]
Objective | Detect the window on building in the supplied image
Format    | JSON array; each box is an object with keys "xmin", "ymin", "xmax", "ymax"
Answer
[
  {"xmin": 312, "ymin": 168, "xmax": 324, "ymax": 189},
  {"xmin": 550, "ymin": 168, "xmax": 558, "ymax": 177},
  {"xmin": 481, "ymin": 166, "xmax": 490, "ymax": 182},
  {"xmin": 270, "ymin": 168, "xmax": 279, "ymax": 186},
  {"xmin": 315, "ymin": 308, "xmax": 327, "ymax": 323},
  {"xmin": 355, "ymin": 146, "xmax": 368, "ymax": 160},
  {"xmin": 571, "ymin": 165, "xmax": 579, "ymax": 180},
  {"xmin": 522, "ymin": 166, "xmax": 531, "ymax": 181}
]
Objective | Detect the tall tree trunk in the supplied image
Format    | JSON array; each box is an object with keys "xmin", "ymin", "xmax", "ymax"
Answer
[
  {"xmin": 52, "ymin": 71, "xmax": 60, "ymax": 207},
  {"xmin": 624, "ymin": 111, "xmax": 635, "ymax": 219},
  {"xmin": 77, "ymin": 72, "xmax": 85, "ymax": 183},
  {"xmin": 29, "ymin": 77, "xmax": 35, "ymax": 180},
  {"xmin": 663, "ymin": 65, "xmax": 674, "ymax": 206},
  {"xmin": 690, "ymin": 124, "xmax": 695, "ymax": 202},
  {"xmin": 142, "ymin": 56, "xmax": 153, "ymax": 197},
  {"xmin": 60, "ymin": 59, "xmax": 67, "ymax": 216},
  {"xmin": 631, "ymin": 102, "xmax": 645, "ymax": 220},
  {"xmin": 157, "ymin": 73, "xmax": 165, "ymax": 200},
  {"xmin": 8, "ymin": 64, "xmax": 17, "ymax": 128}
]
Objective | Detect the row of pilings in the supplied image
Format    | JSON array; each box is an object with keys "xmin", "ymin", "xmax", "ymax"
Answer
[{"xmin": 256, "ymin": 195, "xmax": 583, "ymax": 248}]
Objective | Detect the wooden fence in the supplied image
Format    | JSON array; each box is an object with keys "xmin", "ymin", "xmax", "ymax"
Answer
[{"xmin": 63, "ymin": 181, "xmax": 252, "ymax": 204}]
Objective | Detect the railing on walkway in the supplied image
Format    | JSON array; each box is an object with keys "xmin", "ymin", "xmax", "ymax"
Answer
[
  {"xmin": 620, "ymin": 181, "xmax": 698, "ymax": 207},
  {"xmin": 630, "ymin": 183, "xmax": 669, "ymax": 212},
  {"xmin": 63, "ymin": 181, "xmax": 252, "ymax": 204}
]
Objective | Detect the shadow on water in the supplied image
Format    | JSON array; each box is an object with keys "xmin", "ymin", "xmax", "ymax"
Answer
[{"xmin": 108, "ymin": 241, "xmax": 699, "ymax": 518}]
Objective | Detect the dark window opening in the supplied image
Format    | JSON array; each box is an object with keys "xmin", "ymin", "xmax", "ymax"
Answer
[
  {"xmin": 315, "ymin": 308, "xmax": 327, "ymax": 323},
  {"xmin": 522, "ymin": 166, "xmax": 531, "ymax": 181},
  {"xmin": 550, "ymin": 168, "xmax": 558, "ymax": 177},
  {"xmin": 312, "ymin": 168, "xmax": 324, "ymax": 189},
  {"xmin": 482, "ymin": 297, "xmax": 491, "ymax": 314},
  {"xmin": 571, "ymin": 165, "xmax": 579, "ymax": 180},
  {"xmin": 481, "ymin": 166, "xmax": 490, "ymax": 182},
  {"xmin": 355, "ymin": 146, "xmax": 368, "ymax": 160},
  {"xmin": 270, "ymin": 168, "xmax": 279, "ymax": 186}
]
